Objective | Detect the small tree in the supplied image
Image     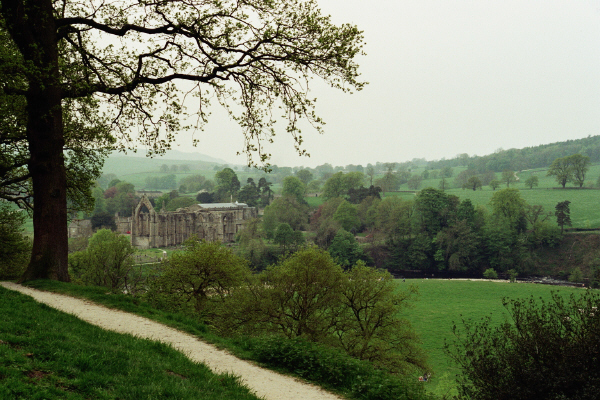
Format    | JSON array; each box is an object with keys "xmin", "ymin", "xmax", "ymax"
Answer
[
  {"xmin": 482, "ymin": 268, "xmax": 498, "ymax": 279},
  {"xmin": 501, "ymin": 170, "xmax": 517, "ymax": 187},
  {"xmin": 145, "ymin": 238, "xmax": 250, "ymax": 316},
  {"xmin": 489, "ymin": 179, "xmax": 501, "ymax": 191},
  {"xmin": 524, "ymin": 175, "xmax": 539, "ymax": 189},
  {"xmin": 68, "ymin": 229, "xmax": 137, "ymax": 292},
  {"xmin": 463, "ymin": 176, "xmax": 482, "ymax": 191},
  {"xmin": 555, "ymin": 200, "xmax": 572, "ymax": 234}
]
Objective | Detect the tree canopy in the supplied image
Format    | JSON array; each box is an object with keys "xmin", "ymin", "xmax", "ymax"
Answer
[{"xmin": 0, "ymin": 0, "xmax": 364, "ymax": 281}]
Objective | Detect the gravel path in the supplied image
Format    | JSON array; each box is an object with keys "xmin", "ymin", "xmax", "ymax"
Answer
[{"xmin": 1, "ymin": 282, "xmax": 344, "ymax": 400}]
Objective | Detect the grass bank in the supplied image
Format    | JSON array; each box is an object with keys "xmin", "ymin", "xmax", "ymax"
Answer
[{"xmin": 0, "ymin": 285, "xmax": 259, "ymax": 400}]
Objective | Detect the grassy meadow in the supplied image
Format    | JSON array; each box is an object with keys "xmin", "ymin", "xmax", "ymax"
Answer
[{"xmin": 402, "ymin": 279, "xmax": 585, "ymax": 397}]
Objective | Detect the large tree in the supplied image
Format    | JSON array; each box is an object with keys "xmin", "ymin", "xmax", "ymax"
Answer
[{"xmin": 1, "ymin": 0, "xmax": 364, "ymax": 281}]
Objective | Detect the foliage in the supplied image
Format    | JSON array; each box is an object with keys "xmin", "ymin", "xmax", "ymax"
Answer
[
  {"xmin": 482, "ymin": 268, "xmax": 498, "ymax": 279},
  {"xmin": 0, "ymin": 202, "xmax": 31, "ymax": 279},
  {"xmin": 179, "ymin": 174, "xmax": 206, "ymax": 193},
  {"xmin": 489, "ymin": 188, "xmax": 526, "ymax": 232},
  {"xmin": 262, "ymin": 196, "xmax": 309, "ymax": 236},
  {"xmin": 333, "ymin": 200, "xmax": 361, "ymax": 232},
  {"xmin": 524, "ymin": 175, "xmax": 539, "ymax": 189},
  {"xmin": 328, "ymin": 229, "xmax": 366, "ymax": 268},
  {"xmin": 249, "ymin": 336, "xmax": 433, "ymax": 400},
  {"xmin": 68, "ymin": 229, "xmax": 138, "ymax": 293},
  {"xmin": 1, "ymin": 0, "xmax": 364, "ymax": 282},
  {"xmin": 488, "ymin": 179, "xmax": 501, "ymax": 190},
  {"xmin": 145, "ymin": 238, "xmax": 250, "ymax": 317},
  {"xmin": 165, "ymin": 196, "xmax": 196, "ymax": 211},
  {"xmin": 501, "ymin": 170, "xmax": 517, "ymax": 187},
  {"xmin": 555, "ymin": 200, "xmax": 572, "ymax": 234},
  {"xmin": 90, "ymin": 211, "xmax": 117, "ymax": 231},
  {"xmin": 214, "ymin": 168, "xmax": 241, "ymax": 202},
  {"xmin": 448, "ymin": 291, "xmax": 600, "ymax": 400},
  {"xmin": 281, "ymin": 175, "xmax": 307, "ymax": 203},
  {"xmin": 221, "ymin": 247, "xmax": 427, "ymax": 374},
  {"xmin": 273, "ymin": 223, "xmax": 305, "ymax": 251}
]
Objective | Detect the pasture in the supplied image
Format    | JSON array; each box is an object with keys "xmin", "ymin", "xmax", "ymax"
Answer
[{"xmin": 401, "ymin": 279, "xmax": 585, "ymax": 396}]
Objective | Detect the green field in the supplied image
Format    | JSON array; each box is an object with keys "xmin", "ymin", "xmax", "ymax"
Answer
[{"xmin": 401, "ymin": 279, "xmax": 585, "ymax": 397}]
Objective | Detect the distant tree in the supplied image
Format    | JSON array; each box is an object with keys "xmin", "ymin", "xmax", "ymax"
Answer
[
  {"xmin": 328, "ymin": 229, "xmax": 365, "ymax": 268},
  {"xmin": 237, "ymin": 178, "xmax": 261, "ymax": 207},
  {"xmin": 438, "ymin": 177, "xmax": 448, "ymax": 191},
  {"xmin": 281, "ymin": 176, "xmax": 307, "ymax": 203},
  {"xmin": 482, "ymin": 268, "xmax": 498, "ymax": 279},
  {"xmin": 165, "ymin": 196, "xmax": 196, "ymax": 211},
  {"xmin": 160, "ymin": 164, "xmax": 169, "ymax": 173},
  {"xmin": 547, "ymin": 156, "xmax": 572, "ymax": 188},
  {"xmin": 489, "ymin": 188, "xmax": 527, "ymax": 232},
  {"xmin": 347, "ymin": 186, "xmax": 381, "ymax": 204},
  {"xmin": 524, "ymin": 175, "xmax": 539, "ymax": 189},
  {"xmin": 295, "ymin": 169, "xmax": 313, "ymax": 185},
  {"xmin": 180, "ymin": 164, "xmax": 190, "ymax": 173},
  {"xmin": 170, "ymin": 165, "xmax": 178, "ymax": 173},
  {"xmin": 179, "ymin": 174, "xmax": 207, "ymax": 193},
  {"xmin": 196, "ymin": 192, "xmax": 215, "ymax": 204},
  {"xmin": 555, "ymin": 200, "xmax": 572, "ymax": 234},
  {"xmin": 568, "ymin": 154, "xmax": 590, "ymax": 188},
  {"xmin": 366, "ymin": 165, "xmax": 375, "ymax": 186},
  {"xmin": 464, "ymin": 176, "xmax": 482, "ymax": 191},
  {"xmin": 306, "ymin": 180, "xmax": 322, "ymax": 194},
  {"xmin": 273, "ymin": 223, "xmax": 304, "ymax": 251},
  {"xmin": 407, "ymin": 174, "xmax": 422, "ymax": 190},
  {"xmin": 448, "ymin": 291, "xmax": 600, "ymax": 400},
  {"xmin": 421, "ymin": 170, "xmax": 430, "ymax": 180},
  {"xmin": 440, "ymin": 166, "xmax": 453, "ymax": 178},
  {"xmin": 90, "ymin": 211, "xmax": 117, "ymax": 231},
  {"xmin": 333, "ymin": 200, "xmax": 360, "ymax": 233},
  {"xmin": 215, "ymin": 168, "xmax": 241, "ymax": 201},
  {"xmin": 501, "ymin": 170, "xmax": 517, "ymax": 187},
  {"xmin": 258, "ymin": 178, "xmax": 274, "ymax": 206},
  {"xmin": 489, "ymin": 179, "xmax": 501, "ymax": 191}
]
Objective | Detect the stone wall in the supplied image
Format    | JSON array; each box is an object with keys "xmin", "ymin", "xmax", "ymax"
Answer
[{"xmin": 117, "ymin": 195, "xmax": 258, "ymax": 249}]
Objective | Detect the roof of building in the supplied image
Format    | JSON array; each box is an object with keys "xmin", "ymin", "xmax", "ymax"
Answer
[{"xmin": 197, "ymin": 202, "xmax": 249, "ymax": 209}]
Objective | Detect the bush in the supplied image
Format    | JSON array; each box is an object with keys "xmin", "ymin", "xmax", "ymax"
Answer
[
  {"xmin": 221, "ymin": 247, "xmax": 427, "ymax": 374},
  {"xmin": 68, "ymin": 229, "xmax": 138, "ymax": 293},
  {"xmin": 482, "ymin": 268, "xmax": 498, "ymax": 279},
  {"xmin": 144, "ymin": 238, "xmax": 251, "ymax": 317},
  {"xmin": 447, "ymin": 291, "xmax": 600, "ymax": 400}
]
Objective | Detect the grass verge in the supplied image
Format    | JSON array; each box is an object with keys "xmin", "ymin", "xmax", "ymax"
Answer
[{"xmin": 0, "ymin": 285, "xmax": 260, "ymax": 400}]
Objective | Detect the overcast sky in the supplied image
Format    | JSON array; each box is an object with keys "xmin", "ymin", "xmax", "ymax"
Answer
[{"xmin": 171, "ymin": 0, "xmax": 600, "ymax": 168}]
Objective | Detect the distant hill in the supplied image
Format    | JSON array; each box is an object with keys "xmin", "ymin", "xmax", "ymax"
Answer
[
  {"xmin": 427, "ymin": 135, "xmax": 600, "ymax": 172},
  {"xmin": 103, "ymin": 149, "xmax": 234, "ymax": 176}
]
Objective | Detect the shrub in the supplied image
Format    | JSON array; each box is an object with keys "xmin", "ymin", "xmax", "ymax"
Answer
[
  {"xmin": 68, "ymin": 229, "xmax": 138, "ymax": 292},
  {"xmin": 145, "ymin": 238, "xmax": 251, "ymax": 317},
  {"xmin": 447, "ymin": 291, "xmax": 600, "ymax": 400},
  {"xmin": 482, "ymin": 268, "xmax": 498, "ymax": 279}
]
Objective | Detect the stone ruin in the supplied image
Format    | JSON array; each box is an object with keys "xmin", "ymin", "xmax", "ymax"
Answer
[{"xmin": 116, "ymin": 194, "xmax": 258, "ymax": 249}]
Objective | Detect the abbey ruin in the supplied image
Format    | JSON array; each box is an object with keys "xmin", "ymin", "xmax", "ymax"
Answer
[{"xmin": 116, "ymin": 194, "xmax": 258, "ymax": 249}]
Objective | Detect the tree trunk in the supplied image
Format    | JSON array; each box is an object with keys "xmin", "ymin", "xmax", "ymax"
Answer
[{"xmin": 2, "ymin": 0, "xmax": 70, "ymax": 282}]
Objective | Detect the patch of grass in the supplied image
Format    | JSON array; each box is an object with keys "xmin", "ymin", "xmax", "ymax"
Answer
[{"xmin": 0, "ymin": 286, "xmax": 260, "ymax": 400}]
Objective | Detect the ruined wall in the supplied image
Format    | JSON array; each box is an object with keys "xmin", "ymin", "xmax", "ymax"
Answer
[{"xmin": 118, "ymin": 195, "xmax": 257, "ymax": 249}]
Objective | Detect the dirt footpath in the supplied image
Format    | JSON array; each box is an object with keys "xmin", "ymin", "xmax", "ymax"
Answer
[{"xmin": 1, "ymin": 282, "xmax": 344, "ymax": 400}]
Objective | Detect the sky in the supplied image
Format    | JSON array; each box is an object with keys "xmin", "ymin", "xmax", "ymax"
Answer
[{"xmin": 170, "ymin": 0, "xmax": 600, "ymax": 168}]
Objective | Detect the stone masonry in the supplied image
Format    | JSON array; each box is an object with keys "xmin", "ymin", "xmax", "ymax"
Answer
[{"xmin": 117, "ymin": 194, "xmax": 257, "ymax": 249}]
